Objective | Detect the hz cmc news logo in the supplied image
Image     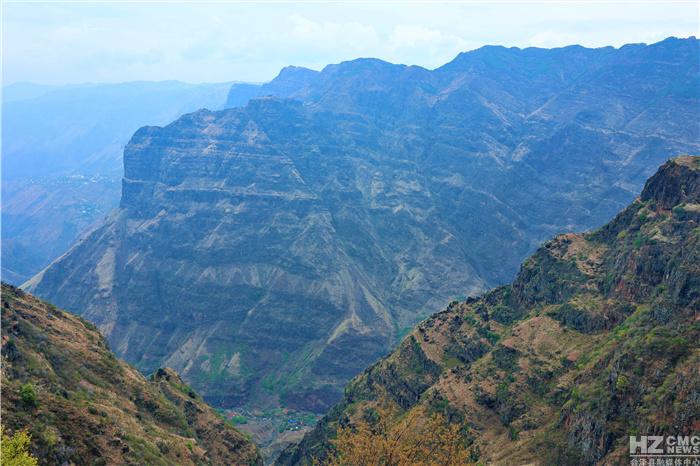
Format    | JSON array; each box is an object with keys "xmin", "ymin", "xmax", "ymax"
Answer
[{"xmin": 629, "ymin": 435, "xmax": 700, "ymax": 466}]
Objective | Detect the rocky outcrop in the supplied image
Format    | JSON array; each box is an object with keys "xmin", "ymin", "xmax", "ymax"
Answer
[
  {"xmin": 278, "ymin": 156, "xmax": 700, "ymax": 465},
  {"xmin": 640, "ymin": 156, "xmax": 700, "ymax": 209},
  {"xmin": 0, "ymin": 283, "xmax": 262, "ymax": 465},
  {"xmin": 25, "ymin": 38, "xmax": 700, "ymax": 415}
]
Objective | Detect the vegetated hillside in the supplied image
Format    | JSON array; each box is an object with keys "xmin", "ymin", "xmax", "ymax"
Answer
[
  {"xmin": 0, "ymin": 283, "xmax": 262, "ymax": 465},
  {"xmin": 1, "ymin": 81, "xmax": 236, "ymax": 284},
  {"xmin": 25, "ymin": 38, "xmax": 700, "ymax": 416},
  {"xmin": 277, "ymin": 156, "xmax": 700, "ymax": 465}
]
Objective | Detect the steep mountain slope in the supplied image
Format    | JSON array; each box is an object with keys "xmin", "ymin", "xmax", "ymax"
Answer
[
  {"xmin": 0, "ymin": 283, "xmax": 262, "ymax": 465},
  {"xmin": 277, "ymin": 156, "xmax": 700, "ymax": 465},
  {"xmin": 2, "ymin": 81, "xmax": 237, "ymax": 284},
  {"xmin": 25, "ymin": 38, "xmax": 700, "ymax": 415}
]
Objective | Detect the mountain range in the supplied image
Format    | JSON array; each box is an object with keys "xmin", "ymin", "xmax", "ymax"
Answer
[{"xmin": 24, "ymin": 35, "xmax": 700, "ymax": 425}]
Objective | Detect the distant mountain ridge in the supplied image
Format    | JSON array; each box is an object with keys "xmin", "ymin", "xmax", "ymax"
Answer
[
  {"xmin": 25, "ymin": 37, "xmax": 700, "ymax": 419},
  {"xmin": 2, "ymin": 80, "xmax": 240, "ymax": 284},
  {"xmin": 2, "ymin": 80, "xmax": 237, "ymax": 179},
  {"xmin": 277, "ymin": 155, "xmax": 700, "ymax": 465}
]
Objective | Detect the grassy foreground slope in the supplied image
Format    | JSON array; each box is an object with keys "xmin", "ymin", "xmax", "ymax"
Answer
[
  {"xmin": 278, "ymin": 156, "xmax": 700, "ymax": 465},
  {"xmin": 0, "ymin": 283, "xmax": 262, "ymax": 465}
]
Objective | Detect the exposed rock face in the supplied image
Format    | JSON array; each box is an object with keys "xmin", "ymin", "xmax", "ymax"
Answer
[
  {"xmin": 25, "ymin": 38, "xmax": 700, "ymax": 413},
  {"xmin": 277, "ymin": 156, "xmax": 700, "ymax": 465},
  {"xmin": 641, "ymin": 155, "xmax": 700, "ymax": 209},
  {"xmin": 0, "ymin": 283, "xmax": 262, "ymax": 465}
]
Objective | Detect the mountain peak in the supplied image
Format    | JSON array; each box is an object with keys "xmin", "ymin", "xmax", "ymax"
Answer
[
  {"xmin": 323, "ymin": 57, "xmax": 400, "ymax": 70},
  {"xmin": 261, "ymin": 65, "xmax": 320, "ymax": 98},
  {"xmin": 640, "ymin": 155, "xmax": 700, "ymax": 209},
  {"xmin": 275, "ymin": 65, "xmax": 319, "ymax": 79}
]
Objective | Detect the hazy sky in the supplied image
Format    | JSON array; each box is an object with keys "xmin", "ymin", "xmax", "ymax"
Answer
[{"xmin": 2, "ymin": 1, "xmax": 698, "ymax": 85}]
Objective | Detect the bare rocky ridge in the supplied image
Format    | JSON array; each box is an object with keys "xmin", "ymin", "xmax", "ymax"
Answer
[
  {"xmin": 277, "ymin": 156, "xmax": 700, "ymax": 465},
  {"xmin": 25, "ymin": 38, "xmax": 700, "ymax": 418}
]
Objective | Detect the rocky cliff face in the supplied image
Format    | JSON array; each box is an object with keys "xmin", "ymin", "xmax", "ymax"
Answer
[
  {"xmin": 25, "ymin": 38, "xmax": 700, "ymax": 414},
  {"xmin": 0, "ymin": 283, "xmax": 262, "ymax": 465},
  {"xmin": 277, "ymin": 156, "xmax": 700, "ymax": 465}
]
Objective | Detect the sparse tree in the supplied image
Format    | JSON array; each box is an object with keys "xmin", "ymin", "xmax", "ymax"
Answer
[
  {"xmin": 1, "ymin": 427, "xmax": 39, "ymax": 466},
  {"xmin": 328, "ymin": 406, "xmax": 472, "ymax": 466}
]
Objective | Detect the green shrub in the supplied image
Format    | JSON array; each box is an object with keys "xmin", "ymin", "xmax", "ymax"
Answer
[
  {"xmin": 508, "ymin": 425, "xmax": 519, "ymax": 440},
  {"xmin": 491, "ymin": 305, "xmax": 519, "ymax": 325},
  {"xmin": 615, "ymin": 374, "xmax": 630, "ymax": 392},
  {"xmin": 633, "ymin": 231, "xmax": 648, "ymax": 249},
  {"xmin": 476, "ymin": 325, "xmax": 500, "ymax": 344},
  {"xmin": 157, "ymin": 440, "xmax": 170, "ymax": 454},
  {"xmin": 492, "ymin": 346, "xmax": 519, "ymax": 371},
  {"xmin": 19, "ymin": 384, "xmax": 38, "ymax": 407}
]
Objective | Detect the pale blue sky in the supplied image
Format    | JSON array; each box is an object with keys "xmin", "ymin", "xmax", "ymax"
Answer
[{"xmin": 2, "ymin": 1, "xmax": 698, "ymax": 85}]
